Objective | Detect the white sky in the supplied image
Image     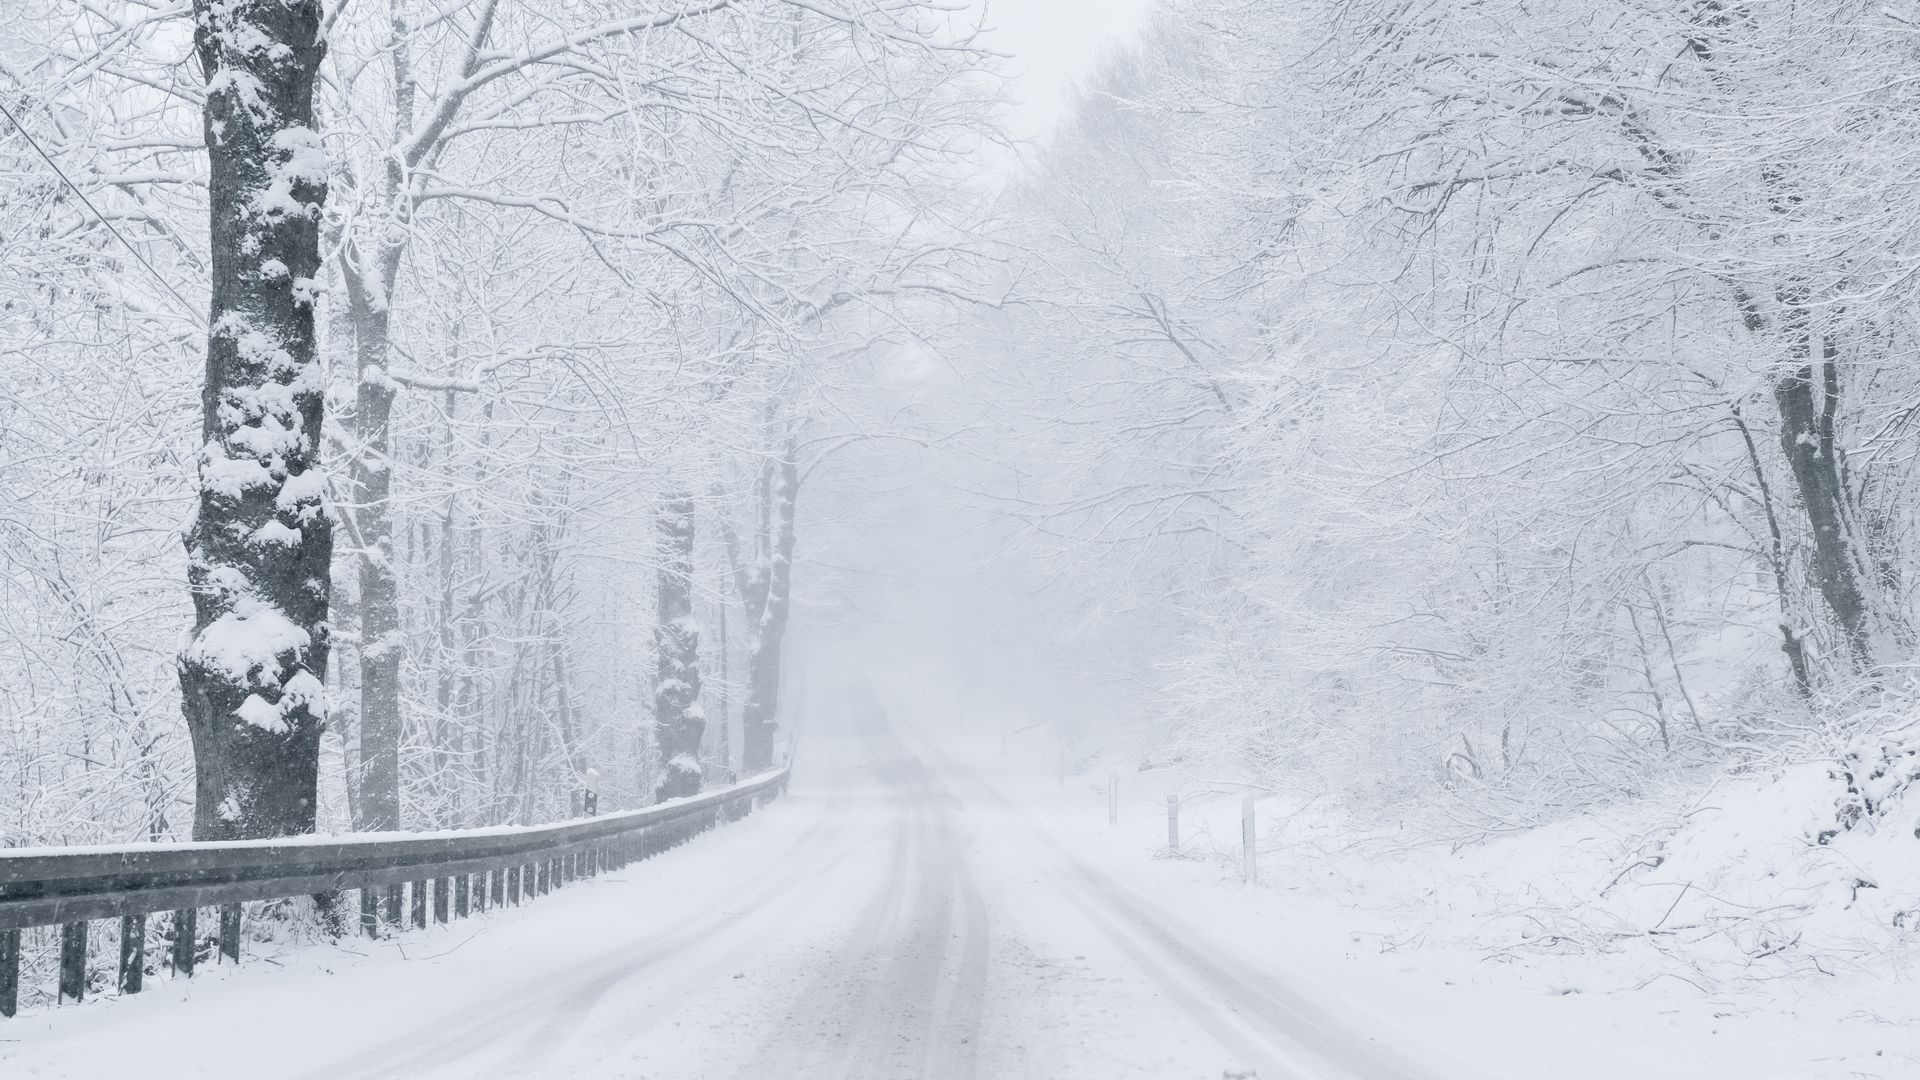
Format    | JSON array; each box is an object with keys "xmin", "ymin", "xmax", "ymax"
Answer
[{"xmin": 977, "ymin": 0, "xmax": 1157, "ymax": 144}]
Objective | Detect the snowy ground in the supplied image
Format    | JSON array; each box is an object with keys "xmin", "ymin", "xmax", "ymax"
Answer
[
  {"xmin": 1025, "ymin": 747, "xmax": 1920, "ymax": 1080},
  {"xmin": 7, "ymin": 695, "xmax": 1914, "ymax": 1078}
]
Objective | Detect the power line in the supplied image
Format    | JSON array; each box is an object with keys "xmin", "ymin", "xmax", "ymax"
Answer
[{"xmin": 0, "ymin": 96, "xmax": 205, "ymax": 326}]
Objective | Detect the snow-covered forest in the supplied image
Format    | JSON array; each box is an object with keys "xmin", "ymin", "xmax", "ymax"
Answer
[
  {"xmin": 9, "ymin": 0, "xmax": 1920, "ymax": 1075},
  {"xmin": 982, "ymin": 0, "xmax": 1920, "ymax": 821},
  {"xmin": 2, "ymin": 0, "xmax": 996, "ymax": 843}
]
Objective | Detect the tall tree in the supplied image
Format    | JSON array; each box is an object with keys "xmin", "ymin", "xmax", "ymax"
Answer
[
  {"xmin": 652, "ymin": 491, "xmax": 703, "ymax": 800},
  {"xmin": 727, "ymin": 427, "xmax": 798, "ymax": 773},
  {"xmin": 178, "ymin": 0, "xmax": 333, "ymax": 840}
]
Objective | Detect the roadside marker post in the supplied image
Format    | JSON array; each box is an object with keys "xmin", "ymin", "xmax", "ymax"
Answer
[{"xmin": 1241, "ymin": 795, "xmax": 1257, "ymax": 884}]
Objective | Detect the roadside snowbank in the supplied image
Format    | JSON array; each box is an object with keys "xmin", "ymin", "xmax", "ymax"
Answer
[{"xmin": 1062, "ymin": 751, "xmax": 1920, "ymax": 1079}]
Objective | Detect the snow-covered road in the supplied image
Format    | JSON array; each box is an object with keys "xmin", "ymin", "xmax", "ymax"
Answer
[{"xmin": 5, "ymin": 706, "xmax": 1540, "ymax": 1080}]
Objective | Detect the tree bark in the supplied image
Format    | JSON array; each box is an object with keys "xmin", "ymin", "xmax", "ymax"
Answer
[
  {"xmin": 741, "ymin": 441, "xmax": 797, "ymax": 772},
  {"xmin": 1770, "ymin": 289, "xmax": 1885, "ymax": 673},
  {"xmin": 714, "ymin": 555, "xmax": 733, "ymax": 779},
  {"xmin": 654, "ymin": 492, "xmax": 704, "ymax": 801},
  {"xmin": 1730, "ymin": 402, "xmax": 1815, "ymax": 696},
  {"xmin": 346, "ymin": 294, "xmax": 403, "ymax": 830},
  {"xmin": 337, "ymin": 4, "xmax": 416, "ymax": 831},
  {"xmin": 180, "ymin": 0, "xmax": 333, "ymax": 841}
]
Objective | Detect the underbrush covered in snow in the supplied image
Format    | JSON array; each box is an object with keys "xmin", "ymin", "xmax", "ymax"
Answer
[
  {"xmin": 1094, "ymin": 698, "xmax": 1920, "ymax": 1076},
  {"xmin": 1125, "ymin": 673, "xmax": 1920, "ymax": 995}
]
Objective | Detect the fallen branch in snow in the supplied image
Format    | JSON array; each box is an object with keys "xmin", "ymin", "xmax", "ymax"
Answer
[{"xmin": 1598, "ymin": 853, "xmax": 1666, "ymax": 897}]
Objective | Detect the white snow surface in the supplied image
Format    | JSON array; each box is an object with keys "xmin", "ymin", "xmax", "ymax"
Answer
[
  {"xmin": 183, "ymin": 602, "xmax": 308, "ymax": 686},
  {"xmin": 5, "ymin": 701, "xmax": 1911, "ymax": 1079},
  {"xmin": 1042, "ymin": 747, "xmax": 1920, "ymax": 1080}
]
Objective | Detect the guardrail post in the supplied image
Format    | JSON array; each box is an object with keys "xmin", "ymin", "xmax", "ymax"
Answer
[
  {"xmin": 2, "ymin": 928, "xmax": 20, "ymax": 1017},
  {"xmin": 511, "ymin": 865, "xmax": 523, "ymax": 905},
  {"xmin": 1167, "ymin": 794, "xmax": 1180, "ymax": 853},
  {"xmin": 410, "ymin": 881, "xmax": 427, "ymax": 929},
  {"xmin": 1241, "ymin": 796, "xmax": 1257, "ymax": 884},
  {"xmin": 218, "ymin": 904, "xmax": 241, "ymax": 964},
  {"xmin": 455, "ymin": 874, "xmax": 470, "ymax": 918},
  {"xmin": 118, "ymin": 914, "xmax": 144, "ymax": 994},
  {"xmin": 360, "ymin": 886, "xmax": 379, "ymax": 937},
  {"xmin": 433, "ymin": 878, "xmax": 450, "ymax": 924},
  {"xmin": 171, "ymin": 908, "xmax": 195, "ymax": 976},
  {"xmin": 59, "ymin": 921, "xmax": 87, "ymax": 1002},
  {"xmin": 384, "ymin": 883, "xmax": 403, "ymax": 928}
]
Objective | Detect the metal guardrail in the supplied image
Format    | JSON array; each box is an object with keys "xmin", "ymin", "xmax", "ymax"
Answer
[{"xmin": 0, "ymin": 766, "xmax": 791, "ymax": 1017}]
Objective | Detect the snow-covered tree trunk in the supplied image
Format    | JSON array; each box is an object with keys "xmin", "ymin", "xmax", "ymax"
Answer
[
  {"xmin": 653, "ymin": 492, "xmax": 703, "ymax": 801},
  {"xmin": 742, "ymin": 442, "xmax": 797, "ymax": 773},
  {"xmin": 334, "ymin": 2, "xmax": 415, "ymax": 830},
  {"xmin": 345, "ymin": 291, "xmax": 403, "ymax": 830},
  {"xmin": 179, "ymin": 0, "xmax": 333, "ymax": 841},
  {"xmin": 714, "ymin": 555, "xmax": 733, "ymax": 779}
]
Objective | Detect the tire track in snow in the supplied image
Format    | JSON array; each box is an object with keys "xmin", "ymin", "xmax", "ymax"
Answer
[
  {"xmin": 733, "ymin": 721, "xmax": 992, "ymax": 1080},
  {"xmin": 918, "ymin": 739, "xmax": 1443, "ymax": 1080},
  {"xmin": 935, "ymin": 857, "xmax": 992, "ymax": 1080}
]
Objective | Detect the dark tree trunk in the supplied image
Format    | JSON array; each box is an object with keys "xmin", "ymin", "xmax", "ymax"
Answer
[
  {"xmin": 1770, "ymin": 289, "xmax": 1884, "ymax": 672},
  {"xmin": 654, "ymin": 492, "xmax": 704, "ymax": 801},
  {"xmin": 181, "ymin": 0, "xmax": 333, "ymax": 841},
  {"xmin": 1730, "ymin": 403, "xmax": 1815, "ymax": 696}
]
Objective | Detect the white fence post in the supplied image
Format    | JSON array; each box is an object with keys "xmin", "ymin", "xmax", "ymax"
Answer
[
  {"xmin": 1241, "ymin": 795, "xmax": 1257, "ymax": 883},
  {"xmin": 1167, "ymin": 794, "xmax": 1179, "ymax": 853}
]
